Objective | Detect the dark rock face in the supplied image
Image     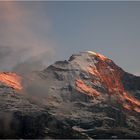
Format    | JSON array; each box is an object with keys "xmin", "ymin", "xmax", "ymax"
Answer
[
  {"xmin": 0, "ymin": 51, "xmax": 140, "ymax": 139},
  {"xmin": 122, "ymin": 72, "xmax": 140, "ymax": 100}
]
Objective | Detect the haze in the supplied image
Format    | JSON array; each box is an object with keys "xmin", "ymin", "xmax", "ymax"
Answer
[{"xmin": 0, "ymin": 1, "xmax": 140, "ymax": 75}]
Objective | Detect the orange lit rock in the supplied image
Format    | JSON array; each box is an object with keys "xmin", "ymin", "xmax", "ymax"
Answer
[
  {"xmin": 87, "ymin": 66, "xmax": 100, "ymax": 77},
  {"xmin": 0, "ymin": 72, "xmax": 23, "ymax": 90},
  {"xmin": 133, "ymin": 107, "xmax": 140, "ymax": 113},
  {"xmin": 75, "ymin": 79, "xmax": 100, "ymax": 97},
  {"xmin": 123, "ymin": 103, "xmax": 132, "ymax": 111},
  {"xmin": 85, "ymin": 52, "xmax": 140, "ymax": 113},
  {"xmin": 87, "ymin": 51, "xmax": 108, "ymax": 61}
]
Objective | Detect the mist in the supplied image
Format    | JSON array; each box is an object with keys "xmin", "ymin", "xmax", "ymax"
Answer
[{"xmin": 0, "ymin": 2, "xmax": 55, "ymax": 73}]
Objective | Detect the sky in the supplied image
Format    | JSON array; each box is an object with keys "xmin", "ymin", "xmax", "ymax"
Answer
[{"xmin": 0, "ymin": 1, "xmax": 140, "ymax": 75}]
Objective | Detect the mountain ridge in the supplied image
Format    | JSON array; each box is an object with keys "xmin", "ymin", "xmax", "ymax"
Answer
[{"xmin": 0, "ymin": 51, "xmax": 140, "ymax": 139}]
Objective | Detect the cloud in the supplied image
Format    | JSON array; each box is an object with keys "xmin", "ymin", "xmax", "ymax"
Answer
[
  {"xmin": 0, "ymin": 1, "xmax": 55, "ymax": 72},
  {"xmin": 134, "ymin": 72, "xmax": 140, "ymax": 77}
]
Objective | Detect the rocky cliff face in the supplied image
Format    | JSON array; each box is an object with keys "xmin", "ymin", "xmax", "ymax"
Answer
[{"xmin": 0, "ymin": 51, "xmax": 140, "ymax": 139}]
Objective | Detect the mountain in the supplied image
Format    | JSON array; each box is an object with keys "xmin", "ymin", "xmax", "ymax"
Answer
[{"xmin": 0, "ymin": 51, "xmax": 140, "ymax": 139}]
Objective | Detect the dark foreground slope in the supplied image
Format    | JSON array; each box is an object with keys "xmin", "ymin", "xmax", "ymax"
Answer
[{"xmin": 0, "ymin": 51, "xmax": 140, "ymax": 139}]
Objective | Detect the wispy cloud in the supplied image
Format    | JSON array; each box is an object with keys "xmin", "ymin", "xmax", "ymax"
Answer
[{"xmin": 0, "ymin": 2, "xmax": 55, "ymax": 72}]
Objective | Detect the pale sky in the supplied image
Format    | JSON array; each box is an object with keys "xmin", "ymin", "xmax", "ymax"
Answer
[{"xmin": 0, "ymin": 1, "xmax": 140, "ymax": 75}]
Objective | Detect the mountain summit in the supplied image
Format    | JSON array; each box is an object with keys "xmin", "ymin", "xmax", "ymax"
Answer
[{"xmin": 0, "ymin": 51, "xmax": 140, "ymax": 139}]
